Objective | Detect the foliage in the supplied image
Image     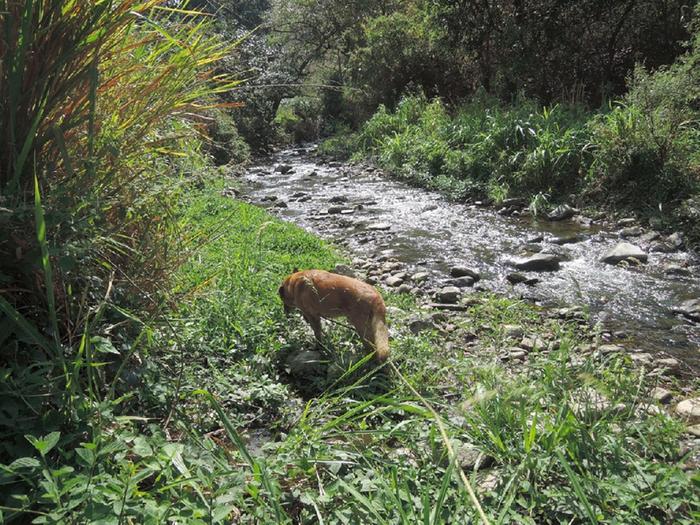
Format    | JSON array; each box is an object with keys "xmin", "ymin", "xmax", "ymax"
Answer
[
  {"xmin": 350, "ymin": 94, "xmax": 592, "ymax": 203},
  {"xmin": 587, "ymin": 19, "xmax": 700, "ymax": 209},
  {"xmin": 275, "ymin": 96, "xmax": 323, "ymax": 143}
]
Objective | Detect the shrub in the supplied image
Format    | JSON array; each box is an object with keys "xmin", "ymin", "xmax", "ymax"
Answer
[{"xmin": 275, "ymin": 96, "xmax": 323, "ymax": 143}]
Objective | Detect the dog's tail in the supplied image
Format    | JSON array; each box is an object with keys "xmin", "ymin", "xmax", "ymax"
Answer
[{"xmin": 370, "ymin": 310, "xmax": 390, "ymax": 362}]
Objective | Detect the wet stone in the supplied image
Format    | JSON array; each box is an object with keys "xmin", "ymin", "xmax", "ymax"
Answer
[
  {"xmin": 551, "ymin": 234, "xmax": 583, "ymax": 245},
  {"xmin": 673, "ymin": 299, "xmax": 700, "ymax": 323},
  {"xmin": 619, "ymin": 226, "xmax": 643, "ymax": 238},
  {"xmin": 656, "ymin": 357, "xmax": 681, "ymax": 374},
  {"xmin": 367, "ymin": 222, "xmax": 391, "ymax": 231},
  {"xmin": 514, "ymin": 253, "xmax": 561, "ymax": 272},
  {"xmin": 411, "ymin": 272, "xmax": 430, "ymax": 283},
  {"xmin": 547, "ymin": 204, "xmax": 576, "ymax": 221},
  {"xmin": 332, "ymin": 264, "xmax": 357, "ymax": 278},
  {"xmin": 600, "ymin": 242, "xmax": 647, "ymax": 264},
  {"xmin": 450, "ymin": 266, "xmax": 481, "ymax": 280},
  {"xmin": 449, "ymin": 276, "xmax": 475, "ymax": 288}
]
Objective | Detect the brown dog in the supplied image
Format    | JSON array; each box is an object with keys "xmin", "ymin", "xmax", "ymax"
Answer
[{"xmin": 278, "ymin": 269, "xmax": 390, "ymax": 362}]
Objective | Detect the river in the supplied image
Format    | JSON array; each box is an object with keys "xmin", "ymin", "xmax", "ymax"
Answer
[{"xmin": 241, "ymin": 146, "xmax": 700, "ymax": 373}]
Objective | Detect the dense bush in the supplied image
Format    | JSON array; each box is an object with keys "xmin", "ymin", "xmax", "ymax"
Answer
[
  {"xmin": 354, "ymin": 94, "xmax": 592, "ymax": 202},
  {"xmin": 275, "ymin": 96, "xmax": 323, "ymax": 142}
]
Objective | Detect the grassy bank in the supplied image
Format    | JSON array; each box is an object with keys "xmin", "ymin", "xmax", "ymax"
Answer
[{"xmin": 4, "ymin": 178, "xmax": 696, "ymax": 522}]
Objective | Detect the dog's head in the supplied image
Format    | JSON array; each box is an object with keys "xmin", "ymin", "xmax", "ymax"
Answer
[{"xmin": 278, "ymin": 283, "xmax": 292, "ymax": 316}]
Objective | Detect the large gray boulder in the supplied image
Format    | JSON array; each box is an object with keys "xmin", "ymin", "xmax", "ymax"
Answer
[
  {"xmin": 514, "ymin": 254, "xmax": 561, "ymax": 272},
  {"xmin": 600, "ymin": 242, "xmax": 648, "ymax": 264}
]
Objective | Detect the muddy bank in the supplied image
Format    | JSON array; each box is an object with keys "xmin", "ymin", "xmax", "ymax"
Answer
[{"xmin": 238, "ymin": 146, "xmax": 700, "ymax": 373}]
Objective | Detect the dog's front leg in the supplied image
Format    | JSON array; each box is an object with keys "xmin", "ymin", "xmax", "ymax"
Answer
[{"xmin": 303, "ymin": 313, "xmax": 323, "ymax": 348}]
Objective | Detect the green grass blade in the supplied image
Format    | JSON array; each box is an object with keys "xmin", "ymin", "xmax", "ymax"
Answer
[
  {"xmin": 34, "ymin": 174, "xmax": 60, "ymax": 350},
  {"xmin": 555, "ymin": 449, "xmax": 598, "ymax": 524},
  {"xmin": 0, "ymin": 295, "xmax": 53, "ymax": 354}
]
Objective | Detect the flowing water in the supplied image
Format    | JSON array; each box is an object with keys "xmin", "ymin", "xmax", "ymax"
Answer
[{"xmin": 241, "ymin": 147, "xmax": 700, "ymax": 373}]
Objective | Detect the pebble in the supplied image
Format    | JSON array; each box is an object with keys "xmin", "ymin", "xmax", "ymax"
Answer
[
  {"xmin": 650, "ymin": 387, "xmax": 673, "ymax": 404},
  {"xmin": 503, "ymin": 325, "xmax": 524, "ymax": 339}
]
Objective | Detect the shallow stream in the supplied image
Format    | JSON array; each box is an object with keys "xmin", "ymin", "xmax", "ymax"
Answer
[{"xmin": 241, "ymin": 147, "xmax": 700, "ymax": 373}]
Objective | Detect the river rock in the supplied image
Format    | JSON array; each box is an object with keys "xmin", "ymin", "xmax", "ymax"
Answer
[
  {"xmin": 367, "ymin": 222, "xmax": 391, "ymax": 231},
  {"xmin": 667, "ymin": 232, "xmax": 684, "ymax": 249},
  {"xmin": 648, "ymin": 240, "xmax": 674, "ymax": 253},
  {"xmin": 329, "ymin": 195, "xmax": 348, "ymax": 203},
  {"xmin": 275, "ymin": 164, "xmax": 294, "ymax": 174},
  {"xmin": 551, "ymin": 234, "xmax": 583, "ymax": 245},
  {"xmin": 527, "ymin": 235, "xmax": 544, "ymax": 243},
  {"xmin": 651, "ymin": 387, "xmax": 673, "ymax": 404},
  {"xmin": 664, "ymin": 264, "xmax": 692, "ymax": 277},
  {"xmin": 600, "ymin": 242, "xmax": 647, "ymax": 265},
  {"xmin": 381, "ymin": 261, "xmax": 402, "ymax": 273},
  {"xmin": 449, "ymin": 277, "xmax": 475, "ymax": 288},
  {"xmin": 672, "ymin": 299, "xmax": 700, "ymax": 322},
  {"xmin": 327, "ymin": 206, "xmax": 345, "ymax": 214},
  {"xmin": 676, "ymin": 397, "xmax": 700, "ymax": 423},
  {"xmin": 411, "ymin": 272, "xmax": 430, "ymax": 283},
  {"xmin": 547, "ymin": 204, "xmax": 575, "ymax": 221},
  {"xmin": 514, "ymin": 253, "xmax": 561, "ymax": 272},
  {"xmin": 274, "ymin": 200, "xmax": 288, "ymax": 208},
  {"xmin": 397, "ymin": 283, "xmax": 413, "ymax": 294},
  {"xmin": 385, "ymin": 275, "xmax": 404, "ymax": 287},
  {"xmin": 619, "ymin": 226, "xmax": 643, "ymax": 238},
  {"xmin": 437, "ymin": 286, "xmax": 461, "ymax": 304},
  {"xmin": 506, "ymin": 272, "xmax": 539, "ymax": 286},
  {"xmin": 617, "ymin": 217, "xmax": 637, "ymax": 227},
  {"xmin": 332, "ymin": 264, "xmax": 357, "ymax": 278},
  {"xmin": 503, "ymin": 325, "xmax": 524, "ymax": 339},
  {"xmin": 450, "ymin": 266, "xmax": 481, "ymax": 280},
  {"xmin": 655, "ymin": 357, "xmax": 681, "ymax": 374},
  {"xmin": 408, "ymin": 317, "xmax": 435, "ymax": 334}
]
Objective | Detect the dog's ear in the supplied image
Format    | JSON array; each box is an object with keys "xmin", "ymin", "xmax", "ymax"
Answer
[
  {"xmin": 278, "ymin": 285, "xmax": 285, "ymax": 299},
  {"xmin": 292, "ymin": 267, "xmax": 299, "ymax": 273}
]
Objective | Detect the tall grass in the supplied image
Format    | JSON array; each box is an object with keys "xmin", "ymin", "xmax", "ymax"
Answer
[{"xmin": 0, "ymin": 1, "xmax": 242, "ymax": 520}]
